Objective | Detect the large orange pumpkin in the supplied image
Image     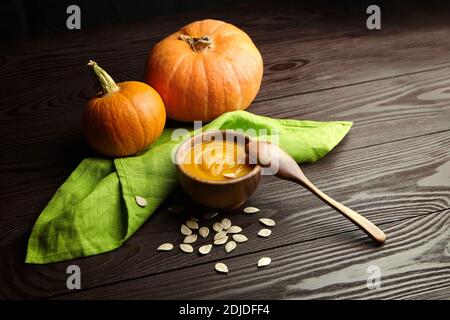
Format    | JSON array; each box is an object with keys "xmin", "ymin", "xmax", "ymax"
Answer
[
  {"xmin": 84, "ymin": 60, "xmax": 166, "ymax": 157},
  {"xmin": 145, "ymin": 19, "xmax": 263, "ymax": 122}
]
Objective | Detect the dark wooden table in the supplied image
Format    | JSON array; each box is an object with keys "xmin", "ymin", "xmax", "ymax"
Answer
[{"xmin": 1, "ymin": 2, "xmax": 450, "ymax": 300}]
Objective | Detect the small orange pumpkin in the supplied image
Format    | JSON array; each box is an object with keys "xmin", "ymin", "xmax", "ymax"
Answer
[
  {"xmin": 145, "ymin": 19, "xmax": 263, "ymax": 122},
  {"xmin": 84, "ymin": 60, "xmax": 166, "ymax": 157}
]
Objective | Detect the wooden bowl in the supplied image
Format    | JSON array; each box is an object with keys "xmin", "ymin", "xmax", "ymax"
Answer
[{"xmin": 175, "ymin": 130, "xmax": 261, "ymax": 210}]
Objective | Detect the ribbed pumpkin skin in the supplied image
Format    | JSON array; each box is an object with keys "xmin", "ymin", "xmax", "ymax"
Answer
[
  {"xmin": 145, "ymin": 19, "xmax": 263, "ymax": 122},
  {"xmin": 83, "ymin": 81, "xmax": 166, "ymax": 157}
]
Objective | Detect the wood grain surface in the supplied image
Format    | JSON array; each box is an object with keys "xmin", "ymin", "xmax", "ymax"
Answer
[
  {"xmin": 0, "ymin": 2, "xmax": 449, "ymax": 300},
  {"xmin": 59, "ymin": 209, "xmax": 450, "ymax": 300}
]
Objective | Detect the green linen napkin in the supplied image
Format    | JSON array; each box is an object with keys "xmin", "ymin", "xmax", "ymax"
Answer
[{"xmin": 25, "ymin": 110, "xmax": 352, "ymax": 264}]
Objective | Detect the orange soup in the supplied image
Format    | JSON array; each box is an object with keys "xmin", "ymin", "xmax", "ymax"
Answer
[{"xmin": 181, "ymin": 140, "xmax": 254, "ymax": 181}]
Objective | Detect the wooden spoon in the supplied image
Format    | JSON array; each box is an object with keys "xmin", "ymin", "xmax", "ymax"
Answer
[{"xmin": 246, "ymin": 140, "xmax": 386, "ymax": 244}]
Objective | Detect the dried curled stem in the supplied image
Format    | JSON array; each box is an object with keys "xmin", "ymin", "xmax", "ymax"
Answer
[{"xmin": 178, "ymin": 34, "xmax": 213, "ymax": 52}]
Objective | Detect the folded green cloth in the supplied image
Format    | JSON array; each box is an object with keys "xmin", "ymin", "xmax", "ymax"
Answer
[{"xmin": 26, "ymin": 111, "xmax": 352, "ymax": 264}]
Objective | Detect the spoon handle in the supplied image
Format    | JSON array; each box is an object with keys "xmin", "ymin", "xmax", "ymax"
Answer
[{"xmin": 299, "ymin": 176, "xmax": 387, "ymax": 244}]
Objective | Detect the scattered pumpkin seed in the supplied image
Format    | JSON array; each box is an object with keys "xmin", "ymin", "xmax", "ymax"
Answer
[
  {"xmin": 223, "ymin": 172, "xmax": 236, "ymax": 179},
  {"xmin": 258, "ymin": 229, "xmax": 272, "ymax": 237},
  {"xmin": 232, "ymin": 234, "xmax": 248, "ymax": 243},
  {"xmin": 202, "ymin": 212, "xmax": 219, "ymax": 220},
  {"xmin": 243, "ymin": 207, "xmax": 260, "ymax": 214},
  {"xmin": 259, "ymin": 218, "xmax": 275, "ymax": 227},
  {"xmin": 168, "ymin": 205, "xmax": 184, "ymax": 213},
  {"xmin": 215, "ymin": 262, "xmax": 229, "ymax": 274},
  {"xmin": 226, "ymin": 226, "xmax": 242, "ymax": 234},
  {"xmin": 221, "ymin": 218, "xmax": 232, "ymax": 230},
  {"xmin": 183, "ymin": 234, "xmax": 197, "ymax": 244},
  {"xmin": 212, "ymin": 222, "xmax": 223, "ymax": 232},
  {"xmin": 181, "ymin": 224, "xmax": 192, "ymax": 236},
  {"xmin": 199, "ymin": 227, "xmax": 209, "ymax": 238},
  {"xmin": 157, "ymin": 243, "xmax": 173, "ymax": 251},
  {"xmin": 214, "ymin": 231, "xmax": 228, "ymax": 240},
  {"xmin": 257, "ymin": 257, "xmax": 272, "ymax": 267},
  {"xmin": 135, "ymin": 196, "xmax": 147, "ymax": 207},
  {"xmin": 199, "ymin": 244, "xmax": 212, "ymax": 255},
  {"xmin": 214, "ymin": 236, "xmax": 228, "ymax": 245},
  {"xmin": 225, "ymin": 241, "xmax": 237, "ymax": 253},
  {"xmin": 179, "ymin": 243, "xmax": 193, "ymax": 253},
  {"xmin": 190, "ymin": 216, "xmax": 199, "ymax": 222},
  {"xmin": 186, "ymin": 220, "xmax": 199, "ymax": 230}
]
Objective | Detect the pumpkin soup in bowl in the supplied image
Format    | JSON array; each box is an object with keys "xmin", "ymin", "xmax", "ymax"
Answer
[
  {"xmin": 181, "ymin": 140, "xmax": 255, "ymax": 181},
  {"xmin": 175, "ymin": 130, "xmax": 261, "ymax": 209}
]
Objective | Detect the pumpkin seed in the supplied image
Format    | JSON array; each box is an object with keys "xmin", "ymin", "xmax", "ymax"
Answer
[
  {"xmin": 225, "ymin": 241, "xmax": 237, "ymax": 253},
  {"xmin": 226, "ymin": 226, "xmax": 242, "ymax": 234},
  {"xmin": 168, "ymin": 205, "xmax": 184, "ymax": 213},
  {"xmin": 199, "ymin": 244, "xmax": 212, "ymax": 255},
  {"xmin": 232, "ymin": 234, "xmax": 248, "ymax": 243},
  {"xmin": 214, "ymin": 236, "xmax": 228, "ymax": 245},
  {"xmin": 199, "ymin": 227, "xmax": 209, "ymax": 238},
  {"xmin": 257, "ymin": 257, "xmax": 272, "ymax": 267},
  {"xmin": 258, "ymin": 229, "xmax": 272, "ymax": 237},
  {"xmin": 259, "ymin": 218, "xmax": 275, "ymax": 227},
  {"xmin": 202, "ymin": 212, "xmax": 219, "ymax": 220},
  {"xmin": 135, "ymin": 196, "xmax": 147, "ymax": 207},
  {"xmin": 221, "ymin": 218, "xmax": 232, "ymax": 230},
  {"xmin": 223, "ymin": 172, "xmax": 236, "ymax": 179},
  {"xmin": 215, "ymin": 262, "xmax": 229, "ymax": 274},
  {"xmin": 186, "ymin": 220, "xmax": 199, "ymax": 230},
  {"xmin": 179, "ymin": 243, "xmax": 193, "ymax": 253},
  {"xmin": 157, "ymin": 243, "xmax": 173, "ymax": 251},
  {"xmin": 190, "ymin": 216, "xmax": 199, "ymax": 222},
  {"xmin": 181, "ymin": 224, "xmax": 192, "ymax": 236},
  {"xmin": 214, "ymin": 231, "xmax": 227, "ymax": 240},
  {"xmin": 183, "ymin": 234, "xmax": 197, "ymax": 244},
  {"xmin": 243, "ymin": 207, "xmax": 259, "ymax": 214},
  {"xmin": 212, "ymin": 222, "xmax": 223, "ymax": 232}
]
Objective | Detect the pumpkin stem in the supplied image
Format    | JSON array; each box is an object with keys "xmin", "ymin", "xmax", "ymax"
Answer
[
  {"xmin": 87, "ymin": 60, "xmax": 120, "ymax": 95},
  {"xmin": 178, "ymin": 35, "xmax": 213, "ymax": 52}
]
